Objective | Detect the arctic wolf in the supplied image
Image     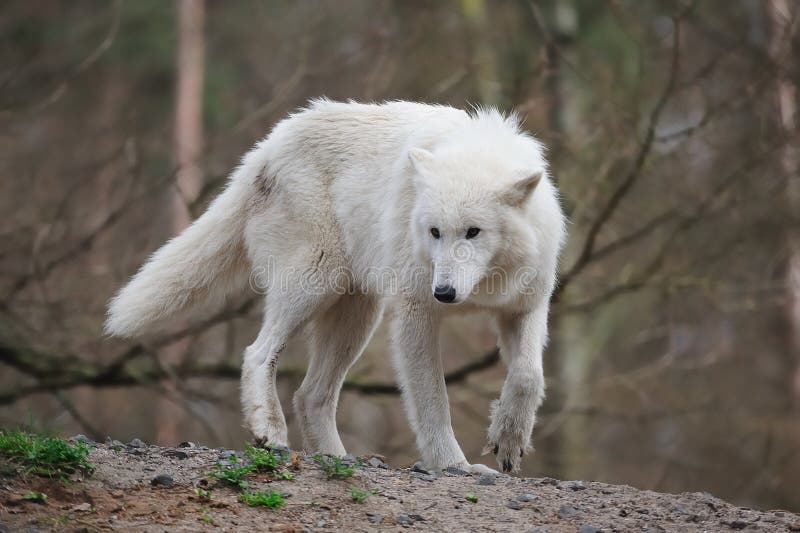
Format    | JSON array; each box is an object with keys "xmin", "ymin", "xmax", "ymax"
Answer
[{"xmin": 106, "ymin": 100, "xmax": 566, "ymax": 474}]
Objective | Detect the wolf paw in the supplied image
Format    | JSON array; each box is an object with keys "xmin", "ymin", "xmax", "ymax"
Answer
[
  {"xmin": 482, "ymin": 440, "xmax": 526, "ymax": 473},
  {"xmin": 485, "ymin": 399, "xmax": 534, "ymax": 473},
  {"xmin": 253, "ymin": 436, "xmax": 288, "ymax": 449},
  {"xmin": 484, "ymin": 421, "xmax": 531, "ymax": 473},
  {"xmin": 249, "ymin": 422, "xmax": 288, "ymax": 450},
  {"xmin": 450, "ymin": 461, "xmax": 499, "ymax": 475}
]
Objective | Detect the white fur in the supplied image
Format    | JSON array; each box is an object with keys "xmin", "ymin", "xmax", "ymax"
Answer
[{"xmin": 105, "ymin": 100, "xmax": 566, "ymax": 473}]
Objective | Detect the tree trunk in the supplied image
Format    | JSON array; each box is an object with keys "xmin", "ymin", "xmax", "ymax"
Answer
[
  {"xmin": 459, "ymin": 0, "xmax": 501, "ymax": 106},
  {"xmin": 158, "ymin": 0, "xmax": 205, "ymax": 445},
  {"xmin": 173, "ymin": 0, "xmax": 205, "ymax": 224},
  {"xmin": 767, "ymin": 0, "xmax": 800, "ymax": 409}
]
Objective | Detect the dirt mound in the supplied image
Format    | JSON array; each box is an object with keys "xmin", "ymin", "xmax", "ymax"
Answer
[{"xmin": 1, "ymin": 438, "xmax": 798, "ymax": 532}]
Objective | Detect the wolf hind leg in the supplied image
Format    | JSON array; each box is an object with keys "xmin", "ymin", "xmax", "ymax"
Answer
[
  {"xmin": 294, "ymin": 293, "xmax": 383, "ymax": 456},
  {"xmin": 240, "ymin": 253, "xmax": 339, "ymax": 448}
]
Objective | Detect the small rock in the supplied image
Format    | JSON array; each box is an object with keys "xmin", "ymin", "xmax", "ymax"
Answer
[
  {"xmin": 578, "ymin": 526, "xmax": 602, "ymax": 533},
  {"xmin": 341, "ymin": 453, "xmax": 357, "ymax": 465},
  {"xmin": 367, "ymin": 457, "xmax": 389, "ymax": 469},
  {"xmin": 217, "ymin": 450, "xmax": 241, "ymax": 465},
  {"xmin": 408, "ymin": 514, "xmax": 424, "ymax": 522},
  {"xmin": 411, "ymin": 462, "xmax": 431, "ymax": 475},
  {"xmin": 162, "ymin": 450, "xmax": 189, "ymax": 460},
  {"xmin": 68, "ymin": 435, "xmax": 95, "ymax": 446},
  {"xmin": 686, "ymin": 513, "xmax": 706, "ymax": 523},
  {"xmin": 150, "ymin": 474, "xmax": 173, "ymax": 487},
  {"xmin": 271, "ymin": 445, "xmax": 291, "ymax": 459},
  {"xmin": 127, "ymin": 438, "xmax": 146, "ymax": 448},
  {"xmin": 516, "ymin": 493, "xmax": 538, "ymax": 502},
  {"xmin": 507, "ymin": 500, "xmax": 522, "ymax": 510},
  {"xmin": 723, "ymin": 520, "xmax": 748, "ymax": 530},
  {"xmin": 366, "ymin": 513, "xmax": 383, "ymax": 524},
  {"xmin": 177, "ymin": 441, "xmax": 195, "ymax": 448},
  {"xmin": 445, "ymin": 466, "xmax": 470, "ymax": 476},
  {"xmin": 526, "ymin": 529, "xmax": 548, "ymax": 533},
  {"xmin": 564, "ymin": 481, "xmax": 587, "ymax": 491},
  {"xmin": 476, "ymin": 473, "xmax": 496, "ymax": 486},
  {"xmin": 671, "ymin": 503, "xmax": 690, "ymax": 515},
  {"xmin": 411, "ymin": 472, "xmax": 436, "ymax": 482},
  {"xmin": 558, "ymin": 504, "xmax": 580, "ymax": 519},
  {"xmin": 696, "ymin": 491, "xmax": 725, "ymax": 512},
  {"xmin": 126, "ymin": 448, "xmax": 145, "ymax": 456},
  {"xmin": 71, "ymin": 503, "xmax": 92, "ymax": 512},
  {"xmin": 271, "ymin": 525, "xmax": 300, "ymax": 532},
  {"xmin": 396, "ymin": 514, "xmax": 413, "ymax": 527},
  {"xmin": 539, "ymin": 477, "xmax": 558, "ymax": 486},
  {"xmin": 110, "ymin": 490, "xmax": 124, "ymax": 499}
]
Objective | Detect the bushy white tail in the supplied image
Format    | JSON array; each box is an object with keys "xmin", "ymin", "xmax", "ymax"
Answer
[{"xmin": 105, "ymin": 178, "xmax": 253, "ymax": 337}]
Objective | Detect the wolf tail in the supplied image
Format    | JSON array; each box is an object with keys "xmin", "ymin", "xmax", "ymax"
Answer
[{"xmin": 105, "ymin": 163, "xmax": 259, "ymax": 338}]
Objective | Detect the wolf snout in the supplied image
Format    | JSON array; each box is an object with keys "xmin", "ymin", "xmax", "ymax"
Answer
[{"xmin": 434, "ymin": 284, "xmax": 457, "ymax": 303}]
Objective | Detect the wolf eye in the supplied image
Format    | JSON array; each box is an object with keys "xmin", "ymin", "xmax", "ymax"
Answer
[
  {"xmin": 466, "ymin": 227, "xmax": 481, "ymax": 239},
  {"xmin": 430, "ymin": 227, "xmax": 441, "ymax": 239}
]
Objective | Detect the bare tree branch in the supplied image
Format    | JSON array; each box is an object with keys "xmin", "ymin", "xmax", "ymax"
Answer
[
  {"xmin": 54, "ymin": 391, "xmax": 104, "ymax": 441},
  {"xmin": 556, "ymin": 14, "xmax": 683, "ymax": 298},
  {"xmin": 0, "ymin": 338, "xmax": 500, "ymax": 405},
  {"xmin": 560, "ymin": 135, "xmax": 794, "ymax": 313},
  {"xmin": 0, "ymin": 0, "xmax": 122, "ymax": 117}
]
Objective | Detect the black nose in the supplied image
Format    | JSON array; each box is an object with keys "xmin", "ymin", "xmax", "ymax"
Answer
[{"xmin": 434, "ymin": 284, "xmax": 456, "ymax": 303}]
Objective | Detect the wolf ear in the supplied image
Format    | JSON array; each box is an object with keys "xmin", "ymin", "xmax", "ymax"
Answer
[
  {"xmin": 408, "ymin": 147, "xmax": 436, "ymax": 177},
  {"xmin": 502, "ymin": 170, "xmax": 542, "ymax": 207}
]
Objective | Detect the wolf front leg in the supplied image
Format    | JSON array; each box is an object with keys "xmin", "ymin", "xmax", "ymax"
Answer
[
  {"xmin": 391, "ymin": 300, "xmax": 496, "ymax": 474},
  {"xmin": 486, "ymin": 305, "xmax": 549, "ymax": 473}
]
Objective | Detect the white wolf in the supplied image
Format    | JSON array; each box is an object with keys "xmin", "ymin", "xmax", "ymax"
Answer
[{"xmin": 106, "ymin": 99, "xmax": 566, "ymax": 474}]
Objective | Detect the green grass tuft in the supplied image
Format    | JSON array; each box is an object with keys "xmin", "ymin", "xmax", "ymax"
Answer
[
  {"xmin": 349, "ymin": 487, "xmax": 379, "ymax": 502},
  {"xmin": 312, "ymin": 454, "xmax": 355, "ymax": 479},
  {"xmin": 208, "ymin": 455, "xmax": 254, "ymax": 489},
  {"xmin": 244, "ymin": 445, "xmax": 280, "ymax": 471},
  {"xmin": 239, "ymin": 489, "xmax": 285, "ymax": 508},
  {"xmin": 198, "ymin": 506, "xmax": 213, "ymax": 523},
  {"xmin": 465, "ymin": 493, "xmax": 478, "ymax": 503},
  {"xmin": 208, "ymin": 445, "xmax": 286, "ymax": 489},
  {"xmin": 23, "ymin": 491, "xmax": 47, "ymax": 502},
  {"xmin": 0, "ymin": 430, "xmax": 93, "ymax": 478}
]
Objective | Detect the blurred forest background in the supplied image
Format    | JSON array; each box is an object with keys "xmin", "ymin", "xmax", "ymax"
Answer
[{"xmin": 1, "ymin": 0, "xmax": 799, "ymax": 512}]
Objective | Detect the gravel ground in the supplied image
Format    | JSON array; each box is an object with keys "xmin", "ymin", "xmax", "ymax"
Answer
[{"xmin": 1, "ymin": 438, "xmax": 798, "ymax": 532}]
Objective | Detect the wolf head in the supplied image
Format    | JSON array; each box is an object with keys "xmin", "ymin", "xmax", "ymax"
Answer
[{"xmin": 408, "ymin": 112, "xmax": 546, "ymax": 304}]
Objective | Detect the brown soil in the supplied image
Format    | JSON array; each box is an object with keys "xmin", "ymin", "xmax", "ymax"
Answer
[{"xmin": 1, "ymin": 440, "xmax": 798, "ymax": 532}]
